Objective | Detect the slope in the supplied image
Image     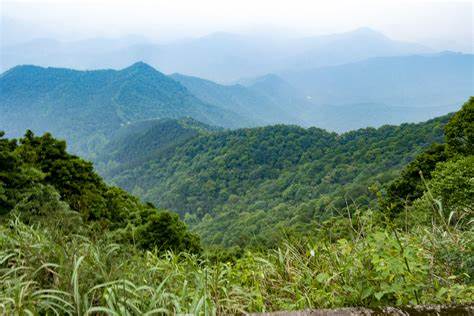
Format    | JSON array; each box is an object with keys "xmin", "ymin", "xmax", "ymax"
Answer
[
  {"xmin": 0, "ymin": 62, "xmax": 248, "ymax": 156},
  {"xmin": 281, "ymin": 52, "xmax": 474, "ymax": 108},
  {"xmin": 101, "ymin": 113, "xmax": 451, "ymax": 246},
  {"xmin": 171, "ymin": 73, "xmax": 306, "ymax": 125}
]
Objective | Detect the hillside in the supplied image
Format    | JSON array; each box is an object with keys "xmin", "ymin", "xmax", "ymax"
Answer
[
  {"xmin": 0, "ymin": 62, "xmax": 248, "ymax": 157},
  {"xmin": 101, "ymin": 114, "xmax": 451, "ymax": 246},
  {"xmin": 280, "ymin": 52, "xmax": 473, "ymax": 108},
  {"xmin": 171, "ymin": 73, "xmax": 306, "ymax": 126},
  {"xmin": 1, "ymin": 99, "xmax": 472, "ymax": 314},
  {"xmin": 95, "ymin": 117, "xmax": 220, "ymax": 173}
]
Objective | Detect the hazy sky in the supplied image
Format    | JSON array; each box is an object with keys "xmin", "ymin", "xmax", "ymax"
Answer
[{"xmin": 1, "ymin": 0, "xmax": 473, "ymax": 51}]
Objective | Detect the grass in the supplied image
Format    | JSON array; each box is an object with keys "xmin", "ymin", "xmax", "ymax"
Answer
[{"xmin": 0, "ymin": 202, "xmax": 472, "ymax": 315}]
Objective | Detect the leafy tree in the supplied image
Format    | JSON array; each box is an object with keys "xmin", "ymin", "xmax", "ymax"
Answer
[
  {"xmin": 101, "ymin": 114, "xmax": 450, "ymax": 246},
  {"xmin": 383, "ymin": 97, "xmax": 474, "ymax": 220},
  {"xmin": 429, "ymin": 156, "xmax": 474, "ymax": 218},
  {"xmin": 445, "ymin": 97, "xmax": 474, "ymax": 156},
  {"xmin": 382, "ymin": 143, "xmax": 447, "ymax": 214},
  {"xmin": 135, "ymin": 210, "xmax": 201, "ymax": 253},
  {"xmin": 0, "ymin": 130, "xmax": 201, "ymax": 253}
]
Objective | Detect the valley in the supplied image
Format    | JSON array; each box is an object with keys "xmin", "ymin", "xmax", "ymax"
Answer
[{"xmin": 0, "ymin": 10, "xmax": 473, "ymax": 312}]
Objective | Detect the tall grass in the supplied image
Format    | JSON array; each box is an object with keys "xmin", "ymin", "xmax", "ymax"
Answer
[{"xmin": 0, "ymin": 206, "xmax": 472, "ymax": 315}]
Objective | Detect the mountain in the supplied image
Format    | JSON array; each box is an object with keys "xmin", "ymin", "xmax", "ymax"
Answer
[
  {"xmin": 236, "ymin": 53, "xmax": 473, "ymax": 131},
  {"xmin": 1, "ymin": 99, "xmax": 472, "ymax": 315},
  {"xmin": 0, "ymin": 62, "xmax": 248, "ymax": 156},
  {"xmin": 171, "ymin": 73, "xmax": 307, "ymax": 125},
  {"xmin": 101, "ymin": 114, "xmax": 451, "ymax": 246},
  {"xmin": 1, "ymin": 28, "xmax": 432, "ymax": 82},
  {"xmin": 280, "ymin": 52, "xmax": 474, "ymax": 108},
  {"xmin": 303, "ymin": 103, "xmax": 461, "ymax": 133},
  {"xmin": 95, "ymin": 117, "xmax": 220, "ymax": 173}
]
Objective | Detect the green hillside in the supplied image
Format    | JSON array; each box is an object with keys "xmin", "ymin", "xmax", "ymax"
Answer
[
  {"xmin": 0, "ymin": 130, "xmax": 200, "ymax": 252},
  {"xmin": 0, "ymin": 62, "xmax": 248, "ymax": 157},
  {"xmin": 102, "ymin": 113, "xmax": 451, "ymax": 246},
  {"xmin": 1, "ymin": 98, "xmax": 472, "ymax": 314},
  {"xmin": 95, "ymin": 117, "xmax": 221, "ymax": 173}
]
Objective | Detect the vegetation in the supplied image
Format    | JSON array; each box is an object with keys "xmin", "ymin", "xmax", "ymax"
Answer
[
  {"xmin": 0, "ymin": 98, "xmax": 472, "ymax": 314},
  {"xmin": 95, "ymin": 118, "xmax": 220, "ymax": 172},
  {"xmin": 383, "ymin": 97, "xmax": 474, "ymax": 218},
  {"xmin": 0, "ymin": 130, "xmax": 200, "ymax": 253},
  {"xmin": 102, "ymin": 113, "xmax": 449, "ymax": 246},
  {"xmin": 0, "ymin": 63, "xmax": 246, "ymax": 157},
  {"xmin": 0, "ymin": 196, "xmax": 472, "ymax": 314}
]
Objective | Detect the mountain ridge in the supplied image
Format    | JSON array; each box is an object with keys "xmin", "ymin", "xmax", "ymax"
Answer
[
  {"xmin": 1, "ymin": 27, "xmax": 434, "ymax": 82},
  {"xmin": 0, "ymin": 62, "xmax": 249, "ymax": 157}
]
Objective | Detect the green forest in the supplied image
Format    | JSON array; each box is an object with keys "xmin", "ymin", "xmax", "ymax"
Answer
[
  {"xmin": 0, "ymin": 98, "xmax": 473, "ymax": 314},
  {"xmin": 101, "ymin": 111, "xmax": 450, "ymax": 246}
]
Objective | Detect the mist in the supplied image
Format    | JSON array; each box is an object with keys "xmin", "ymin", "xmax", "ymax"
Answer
[{"xmin": 1, "ymin": 0, "xmax": 473, "ymax": 52}]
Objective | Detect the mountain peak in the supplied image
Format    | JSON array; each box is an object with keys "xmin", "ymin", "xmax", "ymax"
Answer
[{"xmin": 123, "ymin": 61, "xmax": 156, "ymax": 72}]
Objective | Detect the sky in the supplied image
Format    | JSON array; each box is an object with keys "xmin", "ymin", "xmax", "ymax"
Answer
[{"xmin": 1, "ymin": 0, "xmax": 473, "ymax": 52}]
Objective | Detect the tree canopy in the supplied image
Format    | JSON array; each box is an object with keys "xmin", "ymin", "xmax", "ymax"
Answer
[{"xmin": 0, "ymin": 130, "xmax": 201, "ymax": 253}]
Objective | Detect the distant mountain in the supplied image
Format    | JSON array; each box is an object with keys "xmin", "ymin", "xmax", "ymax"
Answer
[
  {"xmin": 306, "ymin": 103, "xmax": 461, "ymax": 133},
  {"xmin": 236, "ymin": 53, "xmax": 473, "ymax": 131},
  {"xmin": 280, "ymin": 52, "xmax": 474, "ymax": 108},
  {"xmin": 1, "ymin": 28, "xmax": 432, "ymax": 82},
  {"xmin": 171, "ymin": 73, "xmax": 306, "ymax": 125},
  {"xmin": 0, "ymin": 62, "xmax": 248, "ymax": 156}
]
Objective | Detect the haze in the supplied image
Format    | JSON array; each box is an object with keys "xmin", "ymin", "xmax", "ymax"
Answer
[{"xmin": 1, "ymin": 0, "xmax": 473, "ymax": 52}]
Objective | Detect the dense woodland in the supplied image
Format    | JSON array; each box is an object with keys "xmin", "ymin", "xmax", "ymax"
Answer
[
  {"xmin": 101, "ymin": 113, "xmax": 450, "ymax": 246},
  {"xmin": 0, "ymin": 98, "xmax": 472, "ymax": 314}
]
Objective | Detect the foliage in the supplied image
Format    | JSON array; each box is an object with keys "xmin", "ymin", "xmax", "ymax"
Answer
[
  {"xmin": 421, "ymin": 156, "xmax": 474, "ymax": 225},
  {"xmin": 0, "ymin": 131, "xmax": 200, "ymax": 253},
  {"xmin": 0, "ymin": 99, "xmax": 473, "ymax": 314},
  {"xmin": 95, "ymin": 118, "xmax": 219, "ymax": 174},
  {"xmin": 383, "ymin": 97, "xmax": 474, "ymax": 220},
  {"xmin": 103, "ymin": 115, "xmax": 449, "ymax": 246},
  {"xmin": 445, "ymin": 97, "xmax": 474, "ymax": 156},
  {"xmin": 0, "ymin": 63, "xmax": 246, "ymax": 157},
  {"xmin": 382, "ymin": 143, "xmax": 447, "ymax": 214},
  {"xmin": 0, "ymin": 208, "xmax": 472, "ymax": 315}
]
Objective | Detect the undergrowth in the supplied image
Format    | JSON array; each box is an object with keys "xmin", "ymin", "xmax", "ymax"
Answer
[{"xmin": 0, "ymin": 199, "xmax": 472, "ymax": 315}]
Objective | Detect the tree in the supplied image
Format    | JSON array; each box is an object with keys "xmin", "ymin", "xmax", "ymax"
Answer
[
  {"xmin": 382, "ymin": 143, "xmax": 447, "ymax": 214},
  {"xmin": 0, "ymin": 130, "xmax": 202, "ymax": 253},
  {"xmin": 136, "ymin": 210, "xmax": 201, "ymax": 253},
  {"xmin": 429, "ymin": 156, "xmax": 474, "ymax": 218},
  {"xmin": 445, "ymin": 97, "xmax": 474, "ymax": 156}
]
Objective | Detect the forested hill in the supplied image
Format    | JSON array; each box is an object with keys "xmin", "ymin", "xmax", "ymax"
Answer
[
  {"xmin": 102, "ymin": 114, "xmax": 451, "ymax": 246},
  {"xmin": 0, "ymin": 62, "xmax": 247, "ymax": 157},
  {"xmin": 95, "ymin": 117, "xmax": 221, "ymax": 171}
]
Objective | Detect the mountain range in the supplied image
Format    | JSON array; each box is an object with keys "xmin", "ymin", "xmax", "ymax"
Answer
[
  {"xmin": 0, "ymin": 62, "xmax": 248, "ymax": 156},
  {"xmin": 1, "ymin": 27, "xmax": 432, "ymax": 82},
  {"xmin": 1, "ymin": 52, "xmax": 472, "ymax": 156}
]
